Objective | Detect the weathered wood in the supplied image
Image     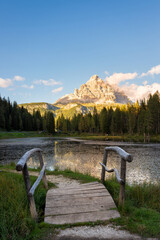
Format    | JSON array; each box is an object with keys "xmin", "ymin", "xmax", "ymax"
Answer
[
  {"xmin": 100, "ymin": 146, "xmax": 133, "ymax": 206},
  {"xmin": 22, "ymin": 163, "xmax": 31, "ymax": 194},
  {"xmin": 16, "ymin": 148, "xmax": 48, "ymax": 222},
  {"xmin": 22, "ymin": 163, "xmax": 38, "ymax": 221},
  {"xmin": 47, "ymin": 191, "xmax": 109, "ymax": 200},
  {"xmin": 48, "ymin": 182, "xmax": 100, "ymax": 192},
  {"xmin": 29, "ymin": 193, "xmax": 38, "ymax": 221},
  {"xmin": 45, "ymin": 201, "xmax": 115, "ymax": 216},
  {"xmin": 119, "ymin": 158, "xmax": 126, "ymax": 206},
  {"xmin": 16, "ymin": 148, "xmax": 42, "ymax": 171},
  {"xmin": 46, "ymin": 196, "xmax": 113, "ymax": 208},
  {"xmin": 99, "ymin": 162, "xmax": 123, "ymax": 184},
  {"xmin": 45, "ymin": 210, "xmax": 120, "ymax": 225},
  {"xmin": 44, "ymin": 182, "xmax": 120, "ymax": 224},
  {"xmin": 29, "ymin": 165, "xmax": 45, "ymax": 195},
  {"xmin": 104, "ymin": 146, "xmax": 133, "ymax": 162},
  {"xmin": 48, "ymin": 184, "xmax": 107, "ymax": 195},
  {"xmin": 37, "ymin": 151, "xmax": 48, "ymax": 189},
  {"xmin": 101, "ymin": 149, "xmax": 108, "ymax": 184}
]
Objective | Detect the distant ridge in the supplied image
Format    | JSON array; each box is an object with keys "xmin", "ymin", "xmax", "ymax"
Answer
[{"xmin": 55, "ymin": 75, "xmax": 130, "ymax": 105}]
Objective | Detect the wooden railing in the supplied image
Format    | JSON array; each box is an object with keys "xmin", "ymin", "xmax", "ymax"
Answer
[
  {"xmin": 99, "ymin": 146, "xmax": 133, "ymax": 206},
  {"xmin": 16, "ymin": 148, "xmax": 48, "ymax": 221}
]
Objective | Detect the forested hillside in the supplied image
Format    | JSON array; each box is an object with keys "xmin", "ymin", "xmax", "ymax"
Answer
[{"xmin": 0, "ymin": 97, "xmax": 55, "ymax": 133}]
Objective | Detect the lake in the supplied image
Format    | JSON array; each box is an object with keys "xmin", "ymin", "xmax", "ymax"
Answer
[{"xmin": 0, "ymin": 137, "xmax": 160, "ymax": 185}]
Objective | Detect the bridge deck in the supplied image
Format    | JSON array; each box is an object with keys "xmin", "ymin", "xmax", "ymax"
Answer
[{"xmin": 44, "ymin": 182, "xmax": 120, "ymax": 225}]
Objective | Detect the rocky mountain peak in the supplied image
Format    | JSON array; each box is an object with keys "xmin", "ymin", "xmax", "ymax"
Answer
[
  {"xmin": 55, "ymin": 75, "xmax": 130, "ymax": 105},
  {"xmin": 87, "ymin": 74, "xmax": 100, "ymax": 82}
]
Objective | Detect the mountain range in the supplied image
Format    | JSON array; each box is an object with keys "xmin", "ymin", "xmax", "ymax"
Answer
[{"xmin": 19, "ymin": 75, "xmax": 130, "ymax": 118}]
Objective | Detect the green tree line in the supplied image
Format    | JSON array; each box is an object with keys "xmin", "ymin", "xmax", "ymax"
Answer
[
  {"xmin": 0, "ymin": 96, "xmax": 55, "ymax": 134},
  {"xmin": 56, "ymin": 91, "xmax": 160, "ymax": 137}
]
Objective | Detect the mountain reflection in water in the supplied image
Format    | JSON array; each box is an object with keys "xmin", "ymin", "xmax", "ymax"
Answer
[{"xmin": 0, "ymin": 137, "xmax": 160, "ymax": 185}]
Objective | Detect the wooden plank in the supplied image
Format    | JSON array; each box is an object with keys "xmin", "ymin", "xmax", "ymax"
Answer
[
  {"xmin": 45, "ymin": 201, "xmax": 115, "ymax": 216},
  {"xmin": 46, "ymin": 195, "xmax": 113, "ymax": 208},
  {"xmin": 59, "ymin": 181, "xmax": 100, "ymax": 189},
  {"xmin": 46, "ymin": 191, "xmax": 109, "ymax": 200},
  {"xmin": 45, "ymin": 210, "xmax": 120, "ymax": 225},
  {"xmin": 47, "ymin": 188, "xmax": 108, "ymax": 197},
  {"xmin": 48, "ymin": 182, "xmax": 104, "ymax": 193}
]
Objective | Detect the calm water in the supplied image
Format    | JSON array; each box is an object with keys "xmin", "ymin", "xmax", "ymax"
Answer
[{"xmin": 0, "ymin": 137, "xmax": 160, "ymax": 185}]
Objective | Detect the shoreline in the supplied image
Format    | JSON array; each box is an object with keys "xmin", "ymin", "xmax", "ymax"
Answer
[{"xmin": 0, "ymin": 131, "xmax": 160, "ymax": 143}]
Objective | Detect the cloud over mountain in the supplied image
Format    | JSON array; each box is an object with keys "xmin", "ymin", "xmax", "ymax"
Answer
[
  {"xmin": 106, "ymin": 72, "xmax": 138, "ymax": 85},
  {"xmin": 141, "ymin": 64, "xmax": 160, "ymax": 77},
  {"xmin": 105, "ymin": 65, "xmax": 160, "ymax": 101}
]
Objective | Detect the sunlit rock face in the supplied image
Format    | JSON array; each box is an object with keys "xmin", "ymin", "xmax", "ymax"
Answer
[{"xmin": 56, "ymin": 75, "xmax": 130, "ymax": 105}]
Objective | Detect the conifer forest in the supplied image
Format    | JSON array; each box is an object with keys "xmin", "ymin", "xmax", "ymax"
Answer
[{"xmin": 0, "ymin": 91, "xmax": 160, "ymax": 137}]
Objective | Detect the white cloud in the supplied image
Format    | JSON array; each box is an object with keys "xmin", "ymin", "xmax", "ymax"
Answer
[
  {"xmin": 52, "ymin": 87, "xmax": 63, "ymax": 93},
  {"xmin": 34, "ymin": 78, "xmax": 62, "ymax": 86},
  {"xmin": 104, "ymin": 71, "xmax": 109, "ymax": 76},
  {"xmin": 143, "ymin": 81, "xmax": 148, "ymax": 86},
  {"xmin": 22, "ymin": 84, "xmax": 34, "ymax": 89},
  {"xmin": 106, "ymin": 72, "xmax": 138, "ymax": 85},
  {"xmin": 141, "ymin": 64, "xmax": 160, "ymax": 77},
  {"xmin": 118, "ymin": 82, "xmax": 160, "ymax": 101},
  {"xmin": 13, "ymin": 75, "xmax": 25, "ymax": 81},
  {"xmin": 0, "ymin": 78, "xmax": 13, "ymax": 88}
]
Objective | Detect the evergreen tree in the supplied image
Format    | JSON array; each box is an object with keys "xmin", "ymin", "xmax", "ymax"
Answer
[
  {"xmin": 46, "ymin": 112, "xmax": 55, "ymax": 134},
  {"xmin": 99, "ymin": 107, "xmax": 108, "ymax": 134}
]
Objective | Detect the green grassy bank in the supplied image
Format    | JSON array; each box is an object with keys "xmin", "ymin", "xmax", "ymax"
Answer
[
  {"xmin": 1, "ymin": 131, "xmax": 160, "ymax": 143},
  {"xmin": 0, "ymin": 131, "xmax": 53, "ymax": 139},
  {"xmin": 0, "ymin": 165, "xmax": 160, "ymax": 239}
]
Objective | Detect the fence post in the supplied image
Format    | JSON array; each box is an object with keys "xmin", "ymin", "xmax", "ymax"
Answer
[
  {"xmin": 38, "ymin": 151, "xmax": 48, "ymax": 189},
  {"xmin": 118, "ymin": 158, "xmax": 126, "ymax": 206},
  {"xmin": 22, "ymin": 163, "xmax": 38, "ymax": 221},
  {"xmin": 101, "ymin": 150, "xmax": 108, "ymax": 184}
]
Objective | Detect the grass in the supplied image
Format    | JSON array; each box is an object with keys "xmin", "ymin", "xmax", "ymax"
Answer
[
  {"xmin": 104, "ymin": 178, "xmax": 160, "ymax": 238},
  {"xmin": 0, "ymin": 131, "xmax": 53, "ymax": 139},
  {"xmin": 0, "ymin": 164, "xmax": 160, "ymax": 239},
  {"xmin": 0, "ymin": 170, "xmax": 54, "ymax": 240}
]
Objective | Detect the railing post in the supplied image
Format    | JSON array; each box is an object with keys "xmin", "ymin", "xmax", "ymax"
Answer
[
  {"xmin": 22, "ymin": 163, "xmax": 31, "ymax": 193},
  {"xmin": 101, "ymin": 150, "xmax": 108, "ymax": 184},
  {"xmin": 119, "ymin": 158, "xmax": 126, "ymax": 206},
  {"xmin": 16, "ymin": 148, "xmax": 48, "ymax": 222},
  {"xmin": 22, "ymin": 163, "xmax": 38, "ymax": 221},
  {"xmin": 38, "ymin": 151, "xmax": 48, "ymax": 189},
  {"xmin": 28, "ymin": 193, "xmax": 38, "ymax": 221},
  {"xmin": 100, "ymin": 146, "xmax": 132, "ymax": 207}
]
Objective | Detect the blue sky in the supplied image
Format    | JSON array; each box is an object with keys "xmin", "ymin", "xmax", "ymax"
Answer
[{"xmin": 0, "ymin": 0, "xmax": 160, "ymax": 103}]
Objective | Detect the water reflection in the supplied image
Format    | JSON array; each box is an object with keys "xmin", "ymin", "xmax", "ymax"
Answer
[{"xmin": 0, "ymin": 137, "xmax": 160, "ymax": 184}]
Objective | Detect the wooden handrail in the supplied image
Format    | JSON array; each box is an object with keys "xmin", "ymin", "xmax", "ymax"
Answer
[
  {"xmin": 16, "ymin": 148, "xmax": 48, "ymax": 221},
  {"xmin": 99, "ymin": 146, "xmax": 133, "ymax": 206}
]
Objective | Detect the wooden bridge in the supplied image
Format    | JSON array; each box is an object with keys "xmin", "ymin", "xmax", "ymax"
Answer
[
  {"xmin": 16, "ymin": 146, "xmax": 132, "ymax": 224},
  {"xmin": 44, "ymin": 181, "xmax": 120, "ymax": 224}
]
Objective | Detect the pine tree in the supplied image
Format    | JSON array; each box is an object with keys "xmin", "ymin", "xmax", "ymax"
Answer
[
  {"xmin": 99, "ymin": 107, "xmax": 108, "ymax": 134},
  {"xmin": 46, "ymin": 112, "xmax": 55, "ymax": 134}
]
